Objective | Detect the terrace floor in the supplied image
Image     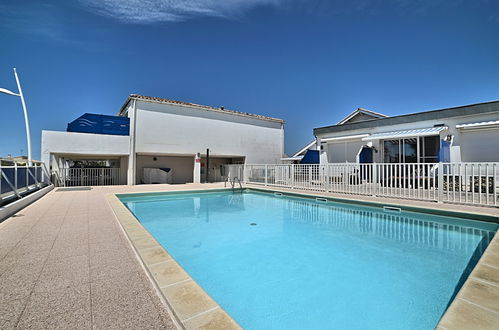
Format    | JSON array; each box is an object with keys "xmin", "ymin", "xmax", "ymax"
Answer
[
  {"xmin": 1, "ymin": 182, "xmax": 498, "ymax": 329},
  {"xmin": 0, "ymin": 183, "xmax": 228, "ymax": 330}
]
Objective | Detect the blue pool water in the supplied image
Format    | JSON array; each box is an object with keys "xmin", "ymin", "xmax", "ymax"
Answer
[{"xmin": 120, "ymin": 190, "xmax": 498, "ymax": 329}]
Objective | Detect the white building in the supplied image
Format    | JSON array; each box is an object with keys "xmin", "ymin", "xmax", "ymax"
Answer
[
  {"xmin": 284, "ymin": 108, "xmax": 388, "ymax": 164},
  {"xmin": 314, "ymin": 101, "xmax": 499, "ymax": 164},
  {"xmin": 42, "ymin": 94, "xmax": 285, "ymax": 185}
]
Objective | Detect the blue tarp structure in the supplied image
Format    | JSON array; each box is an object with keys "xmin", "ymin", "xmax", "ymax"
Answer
[
  {"xmin": 67, "ymin": 113, "xmax": 130, "ymax": 136},
  {"xmin": 300, "ymin": 150, "xmax": 319, "ymax": 164},
  {"xmin": 439, "ymin": 140, "xmax": 451, "ymax": 162}
]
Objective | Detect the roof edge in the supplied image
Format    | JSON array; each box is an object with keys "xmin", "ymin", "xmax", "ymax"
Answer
[
  {"xmin": 315, "ymin": 99, "xmax": 499, "ymax": 135},
  {"xmin": 337, "ymin": 107, "xmax": 388, "ymax": 125},
  {"xmin": 118, "ymin": 94, "xmax": 284, "ymax": 123}
]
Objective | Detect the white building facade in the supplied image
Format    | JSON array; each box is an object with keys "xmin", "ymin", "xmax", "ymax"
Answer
[
  {"xmin": 314, "ymin": 101, "xmax": 499, "ymax": 164},
  {"xmin": 42, "ymin": 94, "xmax": 285, "ymax": 185}
]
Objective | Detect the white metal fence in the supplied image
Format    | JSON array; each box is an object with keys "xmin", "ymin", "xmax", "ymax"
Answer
[
  {"xmin": 0, "ymin": 163, "xmax": 51, "ymax": 204},
  {"xmin": 58, "ymin": 168, "xmax": 121, "ymax": 187},
  {"xmin": 244, "ymin": 163, "xmax": 499, "ymax": 207},
  {"xmin": 223, "ymin": 164, "xmax": 244, "ymax": 182}
]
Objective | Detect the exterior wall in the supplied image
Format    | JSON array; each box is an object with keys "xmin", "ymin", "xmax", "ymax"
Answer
[
  {"xmin": 459, "ymin": 129, "xmax": 499, "ymax": 162},
  {"xmin": 136, "ymin": 155, "xmax": 194, "ymax": 184},
  {"xmin": 41, "ymin": 130, "xmax": 130, "ymax": 168},
  {"xmin": 316, "ymin": 111, "xmax": 499, "ymax": 163},
  {"xmin": 119, "ymin": 156, "xmax": 129, "ymax": 184},
  {"xmin": 130, "ymin": 101, "xmax": 284, "ymax": 164},
  {"xmin": 326, "ymin": 140, "xmax": 365, "ymax": 163}
]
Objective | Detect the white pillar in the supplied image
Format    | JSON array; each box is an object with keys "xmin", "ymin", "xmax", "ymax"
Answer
[
  {"xmin": 127, "ymin": 99, "xmax": 137, "ymax": 185},
  {"xmin": 193, "ymin": 153, "xmax": 201, "ymax": 184}
]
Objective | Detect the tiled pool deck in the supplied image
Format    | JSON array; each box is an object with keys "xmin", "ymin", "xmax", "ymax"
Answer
[{"xmin": 1, "ymin": 182, "xmax": 498, "ymax": 329}]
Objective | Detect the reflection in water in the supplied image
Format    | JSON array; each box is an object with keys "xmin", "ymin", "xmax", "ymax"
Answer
[{"xmin": 276, "ymin": 197, "xmax": 495, "ymax": 255}]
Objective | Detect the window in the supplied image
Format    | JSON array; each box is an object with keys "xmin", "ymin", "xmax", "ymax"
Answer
[
  {"xmin": 382, "ymin": 136, "xmax": 440, "ymax": 163},
  {"xmin": 383, "ymin": 140, "xmax": 400, "ymax": 163},
  {"xmin": 403, "ymin": 138, "xmax": 417, "ymax": 163},
  {"xmin": 420, "ymin": 136, "xmax": 439, "ymax": 163}
]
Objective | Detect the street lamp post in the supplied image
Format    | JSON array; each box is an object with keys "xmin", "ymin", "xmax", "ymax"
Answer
[{"xmin": 0, "ymin": 68, "xmax": 32, "ymax": 165}]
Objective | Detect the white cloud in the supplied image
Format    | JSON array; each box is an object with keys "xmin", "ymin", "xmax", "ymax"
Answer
[{"xmin": 79, "ymin": 0, "xmax": 282, "ymax": 23}]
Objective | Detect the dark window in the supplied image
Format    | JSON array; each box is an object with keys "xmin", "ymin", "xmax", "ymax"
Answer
[
  {"xmin": 403, "ymin": 138, "xmax": 418, "ymax": 163},
  {"xmin": 420, "ymin": 136, "xmax": 439, "ymax": 163},
  {"xmin": 383, "ymin": 140, "xmax": 400, "ymax": 163}
]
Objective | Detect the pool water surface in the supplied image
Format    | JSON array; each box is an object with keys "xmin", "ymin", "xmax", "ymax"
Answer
[{"xmin": 120, "ymin": 190, "xmax": 498, "ymax": 329}]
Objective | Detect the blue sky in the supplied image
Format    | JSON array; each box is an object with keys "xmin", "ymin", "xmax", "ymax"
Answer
[{"xmin": 1, "ymin": 0, "xmax": 499, "ymax": 159}]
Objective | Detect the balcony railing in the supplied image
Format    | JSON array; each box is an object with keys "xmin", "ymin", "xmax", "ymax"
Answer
[
  {"xmin": 244, "ymin": 163, "xmax": 499, "ymax": 207},
  {"xmin": 0, "ymin": 162, "xmax": 51, "ymax": 205}
]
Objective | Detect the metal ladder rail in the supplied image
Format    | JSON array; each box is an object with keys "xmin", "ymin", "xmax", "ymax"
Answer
[{"xmin": 231, "ymin": 177, "xmax": 243, "ymax": 192}]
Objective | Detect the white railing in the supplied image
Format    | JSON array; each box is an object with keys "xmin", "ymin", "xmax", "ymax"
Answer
[
  {"xmin": 244, "ymin": 163, "xmax": 499, "ymax": 207},
  {"xmin": 223, "ymin": 164, "xmax": 244, "ymax": 182},
  {"xmin": 59, "ymin": 168, "xmax": 121, "ymax": 187},
  {"xmin": 0, "ymin": 163, "xmax": 51, "ymax": 204}
]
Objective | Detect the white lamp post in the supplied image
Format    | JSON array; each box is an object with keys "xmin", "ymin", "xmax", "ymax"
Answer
[{"xmin": 0, "ymin": 68, "xmax": 32, "ymax": 166}]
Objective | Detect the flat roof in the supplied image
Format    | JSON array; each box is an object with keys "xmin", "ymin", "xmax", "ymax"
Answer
[
  {"xmin": 314, "ymin": 100, "xmax": 499, "ymax": 135},
  {"xmin": 118, "ymin": 94, "xmax": 285, "ymax": 123}
]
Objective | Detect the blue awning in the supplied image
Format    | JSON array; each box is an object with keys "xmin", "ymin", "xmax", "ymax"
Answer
[{"xmin": 362, "ymin": 126, "xmax": 447, "ymax": 141}]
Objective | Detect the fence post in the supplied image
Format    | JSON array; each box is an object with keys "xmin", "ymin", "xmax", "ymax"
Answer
[
  {"xmin": 14, "ymin": 162, "xmax": 18, "ymax": 190},
  {"xmin": 291, "ymin": 164, "xmax": 295, "ymax": 189},
  {"xmin": 372, "ymin": 163, "xmax": 377, "ymax": 196},
  {"xmin": 438, "ymin": 162, "xmax": 444, "ymax": 203},
  {"xmin": 264, "ymin": 165, "xmax": 268, "ymax": 186}
]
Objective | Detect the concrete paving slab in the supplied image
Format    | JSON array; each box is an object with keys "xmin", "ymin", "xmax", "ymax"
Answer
[
  {"xmin": 17, "ymin": 283, "xmax": 91, "ymax": 329},
  {"xmin": 0, "ymin": 298, "xmax": 28, "ymax": 330},
  {"xmin": 34, "ymin": 255, "xmax": 90, "ymax": 292}
]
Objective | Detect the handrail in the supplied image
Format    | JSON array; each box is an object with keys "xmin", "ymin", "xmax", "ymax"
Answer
[
  {"xmin": 0, "ymin": 163, "xmax": 52, "ymax": 205},
  {"xmin": 231, "ymin": 177, "xmax": 243, "ymax": 192}
]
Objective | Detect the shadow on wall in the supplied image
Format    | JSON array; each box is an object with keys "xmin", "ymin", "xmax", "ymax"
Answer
[{"xmin": 136, "ymin": 155, "xmax": 194, "ymax": 184}]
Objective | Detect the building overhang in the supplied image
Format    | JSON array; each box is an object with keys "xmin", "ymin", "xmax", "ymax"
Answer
[
  {"xmin": 456, "ymin": 120, "xmax": 499, "ymax": 131},
  {"xmin": 361, "ymin": 126, "xmax": 448, "ymax": 141},
  {"xmin": 281, "ymin": 156, "xmax": 303, "ymax": 161},
  {"xmin": 321, "ymin": 134, "xmax": 369, "ymax": 143}
]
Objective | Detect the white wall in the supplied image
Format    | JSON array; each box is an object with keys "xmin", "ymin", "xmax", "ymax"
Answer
[
  {"xmin": 459, "ymin": 129, "xmax": 499, "ymax": 162},
  {"xmin": 136, "ymin": 155, "xmax": 194, "ymax": 184},
  {"xmin": 41, "ymin": 130, "xmax": 129, "ymax": 167},
  {"xmin": 326, "ymin": 140, "xmax": 365, "ymax": 163},
  {"xmin": 131, "ymin": 101, "xmax": 284, "ymax": 164}
]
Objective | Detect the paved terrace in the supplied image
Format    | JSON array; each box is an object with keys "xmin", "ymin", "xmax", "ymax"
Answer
[
  {"xmin": 1, "ymin": 182, "xmax": 498, "ymax": 329},
  {"xmin": 0, "ymin": 183, "xmax": 228, "ymax": 330}
]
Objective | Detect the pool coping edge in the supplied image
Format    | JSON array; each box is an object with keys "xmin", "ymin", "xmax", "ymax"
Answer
[{"xmin": 106, "ymin": 193, "xmax": 242, "ymax": 330}]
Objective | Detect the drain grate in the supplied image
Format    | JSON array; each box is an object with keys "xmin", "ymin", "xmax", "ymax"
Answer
[{"xmin": 56, "ymin": 187, "xmax": 93, "ymax": 192}]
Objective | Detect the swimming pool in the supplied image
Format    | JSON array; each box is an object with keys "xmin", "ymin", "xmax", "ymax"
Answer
[{"xmin": 119, "ymin": 190, "xmax": 498, "ymax": 329}]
